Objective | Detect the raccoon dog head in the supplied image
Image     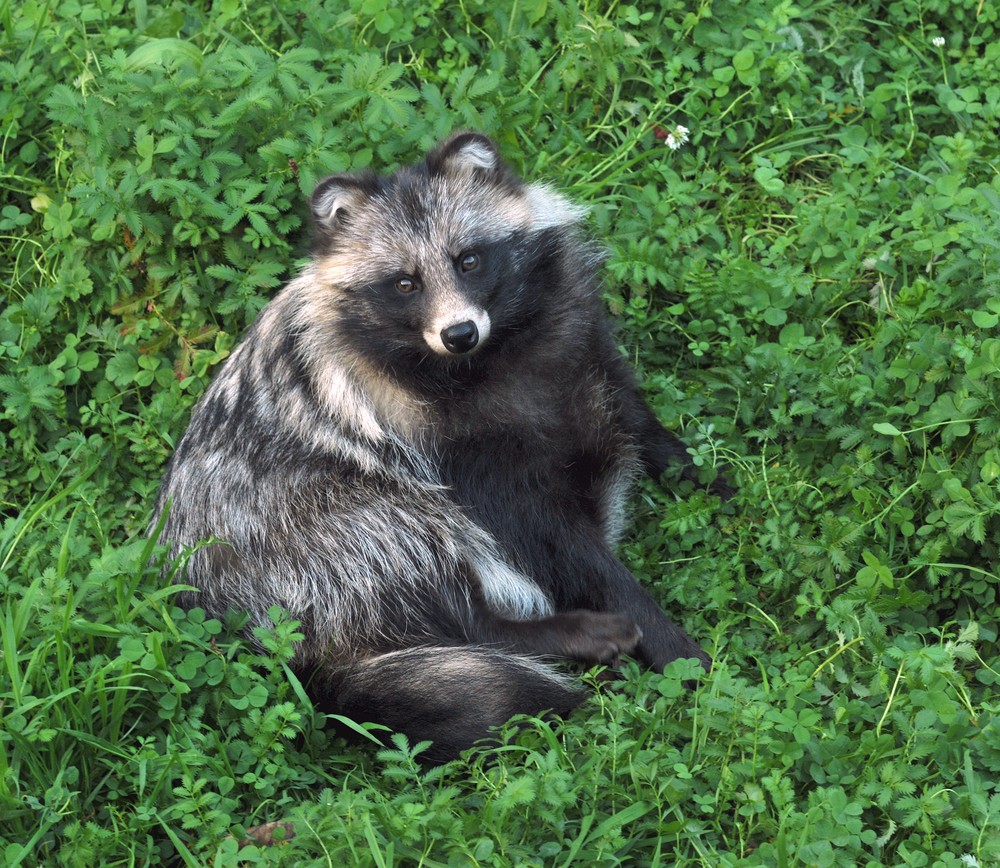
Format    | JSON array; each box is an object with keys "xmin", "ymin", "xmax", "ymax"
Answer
[{"xmin": 308, "ymin": 133, "xmax": 586, "ymax": 365}]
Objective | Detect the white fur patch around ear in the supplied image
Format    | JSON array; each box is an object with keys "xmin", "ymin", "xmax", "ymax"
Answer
[
  {"xmin": 312, "ymin": 181, "xmax": 366, "ymax": 229},
  {"xmin": 523, "ymin": 183, "xmax": 588, "ymax": 230},
  {"xmin": 444, "ymin": 139, "xmax": 500, "ymax": 174}
]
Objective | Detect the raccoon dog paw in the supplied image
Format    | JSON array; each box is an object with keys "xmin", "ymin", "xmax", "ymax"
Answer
[{"xmin": 555, "ymin": 610, "xmax": 642, "ymax": 665}]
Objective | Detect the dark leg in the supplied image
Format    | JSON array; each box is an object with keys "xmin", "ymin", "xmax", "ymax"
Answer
[
  {"xmin": 607, "ymin": 353, "xmax": 733, "ymax": 497},
  {"xmin": 517, "ymin": 531, "xmax": 711, "ymax": 672},
  {"xmin": 592, "ymin": 553, "xmax": 711, "ymax": 671}
]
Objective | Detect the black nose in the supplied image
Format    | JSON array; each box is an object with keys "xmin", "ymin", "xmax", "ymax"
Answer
[{"xmin": 440, "ymin": 320, "xmax": 479, "ymax": 354}]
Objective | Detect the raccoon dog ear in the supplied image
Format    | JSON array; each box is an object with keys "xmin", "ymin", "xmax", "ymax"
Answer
[
  {"xmin": 430, "ymin": 132, "xmax": 502, "ymax": 176},
  {"xmin": 310, "ymin": 175, "xmax": 372, "ymax": 232}
]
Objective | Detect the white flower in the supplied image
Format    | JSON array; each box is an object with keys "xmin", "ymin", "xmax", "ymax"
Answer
[
  {"xmin": 932, "ymin": 36, "xmax": 946, "ymax": 47},
  {"xmin": 665, "ymin": 125, "xmax": 690, "ymax": 151}
]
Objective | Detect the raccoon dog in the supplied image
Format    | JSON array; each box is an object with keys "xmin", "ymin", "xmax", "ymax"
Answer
[{"xmin": 152, "ymin": 132, "xmax": 720, "ymax": 761}]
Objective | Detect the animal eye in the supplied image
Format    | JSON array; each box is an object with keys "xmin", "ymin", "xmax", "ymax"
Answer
[
  {"xmin": 459, "ymin": 252, "xmax": 480, "ymax": 273},
  {"xmin": 395, "ymin": 277, "xmax": 418, "ymax": 294}
]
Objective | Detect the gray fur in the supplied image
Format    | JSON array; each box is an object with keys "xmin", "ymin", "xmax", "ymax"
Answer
[{"xmin": 151, "ymin": 133, "xmax": 715, "ymax": 759}]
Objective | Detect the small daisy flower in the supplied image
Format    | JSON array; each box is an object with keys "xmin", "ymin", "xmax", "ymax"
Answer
[{"xmin": 932, "ymin": 36, "xmax": 946, "ymax": 47}]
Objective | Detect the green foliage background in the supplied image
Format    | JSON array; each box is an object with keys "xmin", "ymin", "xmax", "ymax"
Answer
[{"xmin": 2, "ymin": 0, "xmax": 1000, "ymax": 864}]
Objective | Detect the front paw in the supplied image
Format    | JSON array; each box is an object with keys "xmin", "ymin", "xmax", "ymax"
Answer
[{"xmin": 557, "ymin": 610, "xmax": 642, "ymax": 664}]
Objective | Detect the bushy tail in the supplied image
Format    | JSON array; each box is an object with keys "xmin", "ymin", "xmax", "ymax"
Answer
[{"xmin": 320, "ymin": 647, "xmax": 585, "ymax": 761}]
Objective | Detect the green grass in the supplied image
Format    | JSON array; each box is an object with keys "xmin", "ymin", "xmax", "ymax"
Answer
[{"xmin": 2, "ymin": 0, "xmax": 1000, "ymax": 864}]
